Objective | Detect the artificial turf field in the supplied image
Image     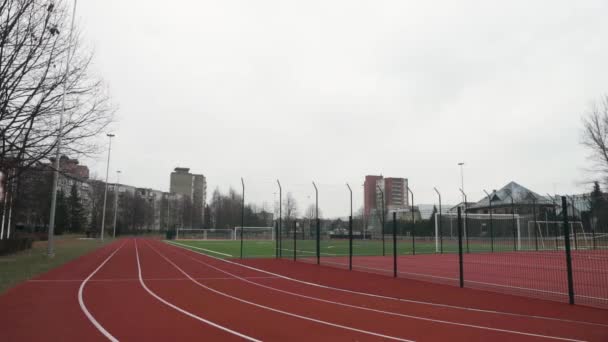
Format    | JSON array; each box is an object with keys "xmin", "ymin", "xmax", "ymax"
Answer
[{"xmin": 170, "ymin": 238, "xmax": 541, "ymax": 259}]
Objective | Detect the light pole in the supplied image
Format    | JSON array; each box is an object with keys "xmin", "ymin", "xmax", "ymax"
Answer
[
  {"xmin": 100, "ymin": 133, "xmax": 115, "ymax": 241},
  {"xmin": 47, "ymin": 0, "xmax": 78, "ymax": 257},
  {"xmin": 112, "ymin": 170, "xmax": 121, "ymax": 238},
  {"xmin": 458, "ymin": 162, "xmax": 465, "ymax": 204}
]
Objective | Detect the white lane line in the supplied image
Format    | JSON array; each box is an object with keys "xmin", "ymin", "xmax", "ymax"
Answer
[
  {"xmin": 168, "ymin": 244, "xmax": 586, "ymax": 342},
  {"xmin": 168, "ymin": 240, "xmax": 608, "ymax": 329},
  {"xmin": 134, "ymin": 240, "xmax": 260, "ymax": 342},
  {"xmin": 78, "ymin": 242, "xmax": 125, "ymax": 342},
  {"xmin": 149, "ymin": 241, "xmax": 413, "ymax": 342},
  {"xmin": 172, "ymin": 243, "xmax": 232, "ymax": 257}
]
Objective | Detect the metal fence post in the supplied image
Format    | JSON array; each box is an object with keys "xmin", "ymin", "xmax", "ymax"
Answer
[
  {"xmin": 393, "ymin": 212, "xmax": 397, "ymax": 278},
  {"xmin": 377, "ymin": 185, "xmax": 385, "ymax": 256},
  {"xmin": 408, "ymin": 188, "xmax": 415, "ymax": 255},
  {"xmin": 434, "ymin": 187, "xmax": 443, "ymax": 254},
  {"xmin": 313, "ymin": 182, "xmax": 319, "ymax": 265},
  {"xmin": 568, "ymin": 196, "xmax": 578, "ymax": 250},
  {"xmin": 483, "ymin": 190, "xmax": 494, "ymax": 253},
  {"xmin": 293, "ymin": 220, "xmax": 297, "ymax": 262},
  {"xmin": 349, "ymin": 215, "xmax": 353, "ymax": 271},
  {"xmin": 457, "ymin": 207, "xmax": 464, "ymax": 288},
  {"xmin": 532, "ymin": 196, "xmax": 538, "ymax": 251},
  {"xmin": 240, "ymin": 178, "xmax": 245, "ymax": 259},
  {"xmin": 275, "ymin": 220, "xmax": 279, "ymax": 259},
  {"xmin": 561, "ymin": 196, "xmax": 574, "ymax": 305},
  {"xmin": 277, "ymin": 180, "xmax": 282, "ymax": 258}
]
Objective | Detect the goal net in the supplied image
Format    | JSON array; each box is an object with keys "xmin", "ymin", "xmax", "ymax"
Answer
[
  {"xmin": 527, "ymin": 221, "xmax": 594, "ymax": 250},
  {"xmin": 176, "ymin": 228, "xmax": 235, "ymax": 241},
  {"xmin": 434, "ymin": 212, "xmax": 522, "ymax": 252},
  {"xmin": 234, "ymin": 227, "xmax": 275, "ymax": 241}
]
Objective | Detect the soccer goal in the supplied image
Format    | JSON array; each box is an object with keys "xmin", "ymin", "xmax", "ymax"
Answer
[
  {"xmin": 234, "ymin": 227, "xmax": 275, "ymax": 241},
  {"xmin": 434, "ymin": 212, "xmax": 522, "ymax": 252},
  {"xmin": 175, "ymin": 228, "xmax": 235, "ymax": 240},
  {"xmin": 526, "ymin": 221, "xmax": 593, "ymax": 250}
]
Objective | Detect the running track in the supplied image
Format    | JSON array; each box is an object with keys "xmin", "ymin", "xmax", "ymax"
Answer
[{"xmin": 0, "ymin": 239, "xmax": 607, "ymax": 341}]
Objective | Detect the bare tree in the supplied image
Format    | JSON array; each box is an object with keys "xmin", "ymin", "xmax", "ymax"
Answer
[
  {"xmin": 0, "ymin": 0, "xmax": 113, "ymax": 182},
  {"xmin": 581, "ymin": 95, "xmax": 608, "ymax": 184},
  {"xmin": 283, "ymin": 192, "xmax": 298, "ymax": 224}
]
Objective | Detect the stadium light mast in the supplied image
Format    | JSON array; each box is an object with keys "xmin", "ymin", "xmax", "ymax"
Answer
[
  {"xmin": 100, "ymin": 133, "xmax": 115, "ymax": 241},
  {"xmin": 48, "ymin": 0, "xmax": 77, "ymax": 256}
]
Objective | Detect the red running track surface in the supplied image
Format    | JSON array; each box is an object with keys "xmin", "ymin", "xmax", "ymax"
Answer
[
  {"xmin": 0, "ymin": 238, "xmax": 606, "ymax": 341},
  {"xmin": 302, "ymin": 250, "xmax": 608, "ymax": 308}
]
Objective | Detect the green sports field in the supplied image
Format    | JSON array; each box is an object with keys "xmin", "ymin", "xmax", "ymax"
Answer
[{"xmin": 166, "ymin": 238, "xmax": 525, "ymax": 259}]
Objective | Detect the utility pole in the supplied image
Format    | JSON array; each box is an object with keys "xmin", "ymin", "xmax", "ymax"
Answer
[
  {"xmin": 100, "ymin": 133, "xmax": 115, "ymax": 241},
  {"xmin": 47, "ymin": 0, "xmax": 78, "ymax": 256}
]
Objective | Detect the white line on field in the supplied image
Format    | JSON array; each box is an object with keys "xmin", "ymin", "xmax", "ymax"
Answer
[
  {"xmin": 168, "ymin": 240, "xmax": 608, "ymax": 328},
  {"xmin": 78, "ymin": 242, "xmax": 125, "ymax": 342},
  {"xmin": 169, "ymin": 242, "xmax": 587, "ymax": 342},
  {"xmin": 153, "ymin": 241, "xmax": 414, "ymax": 341},
  {"xmin": 171, "ymin": 243, "xmax": 233, "ymax": 257},
  {"xmin": 135, "ymin": 240, "xmax": 261, "ymax": 341}
]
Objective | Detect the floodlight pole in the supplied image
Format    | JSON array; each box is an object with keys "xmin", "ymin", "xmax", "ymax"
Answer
[
  {"xmin": 483, "ymin": 189, "xmax": 494, "ymax": 252},
  {"xmin": 240, "ymin": 177, "xmax": 245, "ymax": 259},
  {"xmin": 112, "ymin": 170, "xmax": 121, "ymax": 238},
  {"xmin": 434, "ymin": 187, "xmax": 443, "ymax": 253},
  {"xmin": 47, "ymin": 0, "xmax": 77, "ymax": 257},
  {"xmin": 505, "ymin": 190, "xmax": 517, "ymax": 251},
  {"xmin": 459, "ymin": 188, "xmax": 469, "ymax": 253},
  {"xmin": 408, "ymin": 187, "xmax": 415, "ymax": 255},
  {"xmin": 377, "ymin": 185, "xmax": 385, "ymax": 256},
  {"xmin": 100, "ymin": 133, "xmax": 115, "ymax": 241},
  {"xmin": 313, "ymin": 181, "xmax": 319, "ymax": 265},
  {"xmin": 277, "ymin": 180, "xmax": 282, "ymax": 257}
]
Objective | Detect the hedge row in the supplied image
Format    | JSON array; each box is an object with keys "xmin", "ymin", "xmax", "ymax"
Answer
[{"xmin": 0, "ymin": 238, "xmax": 34, "ymax": 256}]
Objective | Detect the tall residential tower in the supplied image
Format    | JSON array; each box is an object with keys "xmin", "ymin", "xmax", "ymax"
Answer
[{"xmin": 170, "ymin": 167, "xmax": 207, "ymax": 228}]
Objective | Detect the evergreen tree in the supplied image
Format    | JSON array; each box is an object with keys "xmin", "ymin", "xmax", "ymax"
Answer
[
  {"xmin": 589, "ymin": 181, "xmax": 608, "ymax": 232},
  {"xmin": 69, "ymin": 183, "xmax": 86, "ymax": 232},
  {"xmin": 55, "ymin": 190, "xmax": 69, "ymax": 235}
]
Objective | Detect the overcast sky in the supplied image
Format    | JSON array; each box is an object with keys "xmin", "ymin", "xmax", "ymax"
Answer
[{"xmin": 76, "ymin": 0, "xmax": 608, "ymax": 218}]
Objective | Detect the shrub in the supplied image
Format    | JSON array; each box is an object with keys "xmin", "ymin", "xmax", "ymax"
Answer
[{"xmin": 0, "ymin": 237, "xmax": 34, "ymax": 256}]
